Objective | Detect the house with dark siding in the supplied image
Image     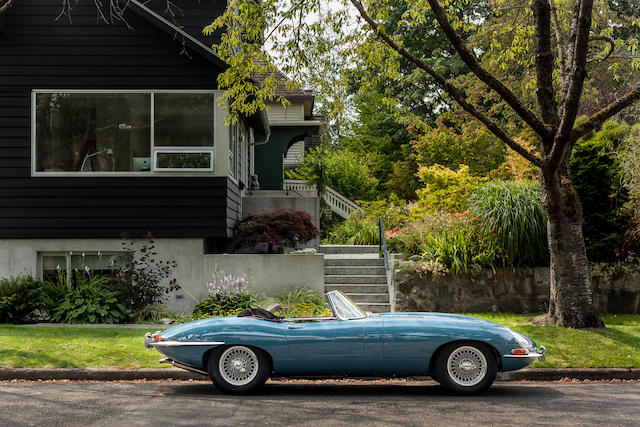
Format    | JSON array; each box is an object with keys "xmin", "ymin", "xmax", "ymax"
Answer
[{"xmin": 0, "ymin": 0, "xmax": 322, "ymax": 311}]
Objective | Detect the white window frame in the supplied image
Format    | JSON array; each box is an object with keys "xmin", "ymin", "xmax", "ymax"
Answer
[
  {"xmin": 31, "ymin": 89, "xmax": 217, "ymax": 177},
  {"xmin": 153, "ymin": 147, "xmax": 215, "ymax": 172},
  {"xmin": 39, "ymin": 251, "xmax": 128, "ymax": 283}
]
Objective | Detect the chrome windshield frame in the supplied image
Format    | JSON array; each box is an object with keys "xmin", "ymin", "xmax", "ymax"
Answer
[{"xmin": 326, "ymin": 290, "xmax": 367, "ymax": 320}]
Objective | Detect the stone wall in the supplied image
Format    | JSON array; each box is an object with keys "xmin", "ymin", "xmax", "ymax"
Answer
[{"xmin": 394, "ymin": 267, "xmax": 640, "ymax": 314}]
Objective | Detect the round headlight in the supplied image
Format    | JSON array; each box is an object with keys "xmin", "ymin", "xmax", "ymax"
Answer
[{"xmin": 511, "ymin": 331, "xmax": 533, "ymax": 350}]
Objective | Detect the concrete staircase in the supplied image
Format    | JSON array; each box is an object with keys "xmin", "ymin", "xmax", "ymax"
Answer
[{"xmin": 320, "ymin": 245, "xmax": 391, "ymax": 313}]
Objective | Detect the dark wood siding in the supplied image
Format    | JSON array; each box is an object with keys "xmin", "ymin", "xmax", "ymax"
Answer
[{"xmin": 0, "ymin": 0, "xmax": 235, "ymax": 239}]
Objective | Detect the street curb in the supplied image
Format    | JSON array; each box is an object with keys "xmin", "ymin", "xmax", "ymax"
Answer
[
  {"xmin": 1, "ymin": 368, "xmax": 639, "ymax": 382},
  {"xmin": 0, "ymin": 368, "xmax": 206, "ymax": 381},
  {"xmin": 496, "ymin": 368, "xmax": 640, "ymax": 381}
]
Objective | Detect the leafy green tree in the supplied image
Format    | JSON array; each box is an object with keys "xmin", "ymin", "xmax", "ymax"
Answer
[
  {"xmin": 412, "ymin": 112, "xmax": 506, "ymax": 176},
  {"xmin": 205, "ymin": 0, "xmax": 640, "ymax": 328},
  {"xmin": 287, "ymin": 147, "xmax": 379, "ymax": 202},
  {"xmin": 571, "ymin": 120, "xmax": 631, "ymax": 261}
]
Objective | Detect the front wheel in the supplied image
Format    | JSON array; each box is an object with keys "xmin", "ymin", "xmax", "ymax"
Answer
[
  {"xmin": 434, "ymin": 342, "xmax": 497, "ymax": 394},
  {"xmin": 209, "ymin": 345, "xmax": 270, "ymax": 394}
]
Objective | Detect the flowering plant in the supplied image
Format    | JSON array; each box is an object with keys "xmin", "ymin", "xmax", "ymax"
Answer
[
  {"xmin": 194, "ymin": 263, "xmax": 255, "ymax": 317},
  {"xmin": 385, "ymin": 228, "xmax": 406, "ymax": 240},
  {"xmin": 207, "ymin": 263, "xmax": 249, "ymax": 296}
]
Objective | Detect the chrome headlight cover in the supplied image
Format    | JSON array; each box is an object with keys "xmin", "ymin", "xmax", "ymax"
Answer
[{"xmin": 510, "ymin": 330, "xmax": 534, "ymax": 350}]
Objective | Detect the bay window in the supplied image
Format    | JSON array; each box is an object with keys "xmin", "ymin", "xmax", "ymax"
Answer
[{"xmin": 33, "ymin": 91, "xmax": 217, "ymax": 174}]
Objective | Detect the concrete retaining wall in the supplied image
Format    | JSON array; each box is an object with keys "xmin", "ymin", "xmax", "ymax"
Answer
[
  {"xmin": 0, "ymin": 238, "xmax": 325, "ymax": 315},
  {"xmin": 204, "ymin": 254, "xmax": 325, "ymax": 299},
  {"xmin": 394, "ymin": 267, "xmax": 640, "ymax": 314}
]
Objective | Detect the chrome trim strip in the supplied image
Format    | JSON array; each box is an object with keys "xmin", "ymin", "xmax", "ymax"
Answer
[{"xmin": 149, "ymin": 341, "xmax": 225, "ymax": 347}]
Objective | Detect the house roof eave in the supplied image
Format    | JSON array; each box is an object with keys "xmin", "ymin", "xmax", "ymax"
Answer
[{"xmin": 128, "ymin": 0, "xmax": 229, "ymax": 71}]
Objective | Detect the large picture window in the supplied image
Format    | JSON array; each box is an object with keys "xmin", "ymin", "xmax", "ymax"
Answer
[{"xmin": 34, "ymin": 91, "xmax": 216, "ymax": 174}]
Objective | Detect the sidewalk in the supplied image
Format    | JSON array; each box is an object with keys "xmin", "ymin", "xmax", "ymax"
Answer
[{"xmin": 1, "ymin": 367, "xmax": 639, "ymax": 382}]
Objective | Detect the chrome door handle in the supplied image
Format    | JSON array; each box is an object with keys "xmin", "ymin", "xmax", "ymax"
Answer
[{"xmin": 287, "ymin": 325, "xmax": 303, "ymax": 329}]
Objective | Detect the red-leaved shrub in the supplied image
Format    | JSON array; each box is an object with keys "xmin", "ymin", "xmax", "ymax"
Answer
[{"xmin": 234, "ymin": 209, "xmax": 319, "ymax": 252}]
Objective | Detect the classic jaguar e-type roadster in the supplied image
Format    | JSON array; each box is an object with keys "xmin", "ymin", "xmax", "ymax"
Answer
[{"xmin": 145, "ymin": 290, "xmax": 545, "ymax": 394}]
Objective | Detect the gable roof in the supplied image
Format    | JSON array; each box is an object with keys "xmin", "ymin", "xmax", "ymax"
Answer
[{"xmin": 128, "ymin": 0, "xmax": 228, "ymax": 70}]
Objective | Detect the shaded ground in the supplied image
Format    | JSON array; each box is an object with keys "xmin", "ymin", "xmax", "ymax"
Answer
[{"xmin": 0, "ymin": 379, "xmax": 638, "ymax": 426}]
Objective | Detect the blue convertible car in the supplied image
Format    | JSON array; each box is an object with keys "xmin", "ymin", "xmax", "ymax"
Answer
[{"xmin": 145, "ymin": 291, "xmax": 545, "ymax": 394}]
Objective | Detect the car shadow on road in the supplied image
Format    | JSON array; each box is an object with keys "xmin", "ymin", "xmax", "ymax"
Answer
[{"xmin": 160, "ymin": 380, "xmax": 563, "ymax": 400}]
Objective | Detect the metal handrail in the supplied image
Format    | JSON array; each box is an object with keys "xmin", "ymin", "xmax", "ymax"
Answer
[
  {"xmin": 379, "ymin": 218, "xmax": 390, "ymax": 271},
  {"xmin": 379, "ymin": 218, "xmax": 394, "ymax": 312}
]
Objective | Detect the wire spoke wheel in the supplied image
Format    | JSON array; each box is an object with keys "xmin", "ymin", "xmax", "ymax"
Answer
[
  {"xmin": 218, "ymin": 346, "xmax": 259, "ymax": 387},
  {"xmin": 446, "ymin": 345, "xmax": 488, "ymax": 387}
]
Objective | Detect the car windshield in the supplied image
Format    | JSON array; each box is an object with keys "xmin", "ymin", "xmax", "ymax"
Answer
[{"xmin": 326, "ymin": 291, "xmax": 366, "ymax": 320}]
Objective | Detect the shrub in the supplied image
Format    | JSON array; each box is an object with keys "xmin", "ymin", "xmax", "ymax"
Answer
[
  {"xmin": 326, "ymin": 216, "xmax": 379, "ymax": 245},
  {"xmin": 114, "ymin": 234, "xmax": 181, "ymax": 312},
  {"xmin": 417, "ymin": 219, "xmax": 498, "ymax": 274},
  {"xmin": 358, "ymin": 194, "xmax": 410, "ymax": 229},
  {"xmin": 193, "ymin": 264, "xmax": 255, "ymax": 317},
  {"xmin": 467, "ymin": 180, "xmax": 548, "ymax": 267},
  {"xmin": 274, "ymin": 287, "xmax": 330, "ymax": 317},
  {"xmin": 619, "ymin": 124, "xmax": 640, "ymax": 256},
  {"xmin": 412, "ymin": 164, "xmax": 480, "ymax": 215},
  {"xmin": 571, "ymin": 120, "xmax": 630, "ymax": 261},
  {"xmin": 234, "ymin": 209, "xmax": 319, "ymax": 252},
  {"xmin": 194, "ymin": 293, "xmax": 255, "ymax": 317},
  {"xmin": 50, "ymin": 274, "xmax": 128, "ymax": 324},
  {"xmin": 0, "ymin": 275, "xmax": 44, "ymax": 324}
]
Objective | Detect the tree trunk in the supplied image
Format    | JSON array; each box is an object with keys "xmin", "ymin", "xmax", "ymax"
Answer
[{"xmin": 535, "ymin": 162, "xmax": 605, "ymax": 328}]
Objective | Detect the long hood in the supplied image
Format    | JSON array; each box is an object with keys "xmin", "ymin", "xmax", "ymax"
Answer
[{"xmin": 378, "ymin": 312, "xmax": 510, "ymax": 331}]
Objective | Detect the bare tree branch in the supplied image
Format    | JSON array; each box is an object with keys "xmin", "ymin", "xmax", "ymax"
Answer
[
  {"xmin": 559, "ymin": 0, "xmax": 581, "ymax": 107},
  {"xmin": 553, "ymin": 0, "xmax": 594, "ymax": 159},
  {"xmin": 425, "ymin": 0, "xmax": 552, "ymax": 139},
  {"xmin": 533, "ymin": 0, "xmax": 559, "ymax": 134},
  {"xmin": 548, "ymin": 0, "xmax": 566, "ymax": 83},
  {"xmin": 0, "ymin": 0, "xmax": 17, "ymax": 14},
  {"xmin": 587, "ymin": 34, "xmax": 615, "ymax": 63},
  {"xmin": 570, "ymin": 84, "xmax": 640, "ymax": 142},
  {"xmin": 348, "ymin": 0, "xmax": 544, "ymax": 168}
]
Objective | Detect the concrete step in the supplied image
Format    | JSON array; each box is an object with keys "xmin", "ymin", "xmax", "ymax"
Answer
[
  {"xmin": 324, "ymin": 274, "xmax": 387, "ymax": 284},
  {"xmin": 324, "ymin": 257, "xmax": 385, "ymax": 267},
  {"xmin": 324, "ymin": 266, "xmax": 387, "ymax": 275},
  {"xmin": 358, "ymin": 303, "xmax": 391, "ymax": 313},
  {"xmin": 324, "ymin": 284, "xmax": 389, "ymax": 293},
  {"xmin": 345, "ymin": 293, "xmax": 390, "ymax": 304},
  {"xmin": 320, "ymin": 245, "xmax": 380, "ymax": 254}
]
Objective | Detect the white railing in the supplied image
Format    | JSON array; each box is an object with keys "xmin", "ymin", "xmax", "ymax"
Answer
[{"xmin": 283, "ymin": 179, "xmax": 361, "ymax": 218}]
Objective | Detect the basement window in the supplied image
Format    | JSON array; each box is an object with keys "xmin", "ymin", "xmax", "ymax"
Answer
[{"xmin": 41, "ymin": 252, "xmax": 129, "ymax": 283}]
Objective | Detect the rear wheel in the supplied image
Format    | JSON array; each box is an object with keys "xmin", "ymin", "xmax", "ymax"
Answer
[
  {"xmin": 209, "ymin": 345, "xmax": 270, "ymax": 394},
  {"xmin": 434, "ymin": 342, "xmax": 497, "ymax": 394}
]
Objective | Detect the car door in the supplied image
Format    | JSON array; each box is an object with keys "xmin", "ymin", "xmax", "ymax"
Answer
[{"xmin": 284, "ymin": 319, "xmax": 365, "ymax": 359}]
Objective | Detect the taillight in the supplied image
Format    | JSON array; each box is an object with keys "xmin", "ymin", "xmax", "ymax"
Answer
[
  {"xmin": 511, "ymin": 348, "xmax": 528, "ymax": 355},
  {"xmin": 152, "ymin": 334, "xmax": 164, "ymax": 342}
]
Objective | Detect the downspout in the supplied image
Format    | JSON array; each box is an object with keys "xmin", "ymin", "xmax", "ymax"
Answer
[{"xmin": 249, "ymin": 109, "xmax": 271, "ymax": 146}]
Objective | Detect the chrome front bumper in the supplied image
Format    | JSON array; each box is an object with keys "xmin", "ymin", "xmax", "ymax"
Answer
[{"xmin": 503, "ymin": 346, "xmax": 546, "ymax": 361}]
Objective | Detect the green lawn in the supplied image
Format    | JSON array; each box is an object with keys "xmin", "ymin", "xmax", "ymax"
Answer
[
  {"xmin": 0, "ymin": 313, "xmax": 639, "ymax": 369},
  {"xmin": 469, "ymin": 313, "xmax": 640, "ymax": 368},
  {"xmin": 0, "ymin": 326, "xmax": 167, "ymax": 368}
]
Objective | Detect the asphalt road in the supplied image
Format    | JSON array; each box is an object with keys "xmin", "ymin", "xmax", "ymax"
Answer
[{"xmin": 0, "ymin": 379, "xmax": 638, "ymax": 426}]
